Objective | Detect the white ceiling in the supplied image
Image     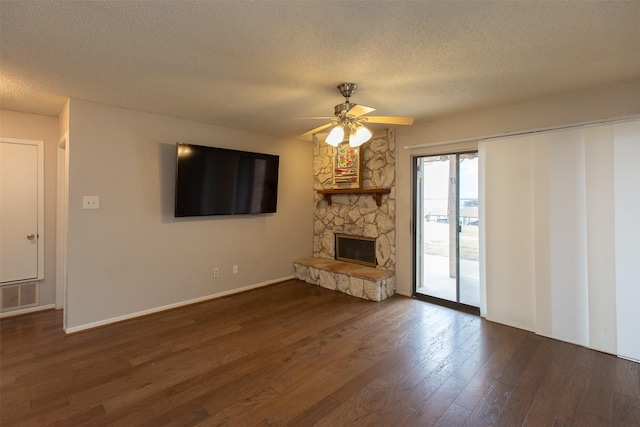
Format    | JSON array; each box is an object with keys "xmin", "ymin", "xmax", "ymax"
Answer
[{"xmin": 1, "ymin": 1, "xmax": 639, "ymax": 140}]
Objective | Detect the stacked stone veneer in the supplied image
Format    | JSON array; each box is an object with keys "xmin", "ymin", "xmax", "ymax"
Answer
[{"xmin": 297, "ymin": 129, "xmax": 396, "ymax": 301}]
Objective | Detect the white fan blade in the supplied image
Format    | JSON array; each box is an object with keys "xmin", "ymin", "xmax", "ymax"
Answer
[
  {"xmin": 347, "ymin": 105, "xmax": 376, "ymax": 117},
  {"xmin": 365, "ymin": 116, "xmax": 414, "ymax": 125},
  {"xmin": 302, "ymin": 122, "xmax": 334, "ymax": 136}
]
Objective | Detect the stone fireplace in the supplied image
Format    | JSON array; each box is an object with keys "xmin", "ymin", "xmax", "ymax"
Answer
[
  {"xmin": 293, "ymin": 129, "xmax": 396, "ymax": 301},
  {"xmin": 312, "ymin": 129, "xmax": 396, "ymax": 271}
]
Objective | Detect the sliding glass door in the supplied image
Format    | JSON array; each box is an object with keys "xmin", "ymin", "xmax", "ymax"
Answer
[{"xmin": 414, "ymin": 152, "xmax": 479, "ymax": 312}]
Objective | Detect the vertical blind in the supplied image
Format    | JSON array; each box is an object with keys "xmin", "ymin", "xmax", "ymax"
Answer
[{"xmin": 479, "ymin": 118, "xmax": 640, "ymax": 360}]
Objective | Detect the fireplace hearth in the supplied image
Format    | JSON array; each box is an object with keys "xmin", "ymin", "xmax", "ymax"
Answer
[{"xmin": 335, "ymin": 234, "xmax": 376, "ymax": 267}]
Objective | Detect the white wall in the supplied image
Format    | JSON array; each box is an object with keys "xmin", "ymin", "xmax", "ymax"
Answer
[
  {"xmin": 0, "ymin": 110, "xmax": 59, "ymax": 308},
  {"xmin": 65, "ymin": 100, "xmax": 313, "ymax": 331}
]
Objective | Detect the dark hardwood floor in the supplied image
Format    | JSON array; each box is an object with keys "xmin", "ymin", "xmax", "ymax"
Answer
[{"xmin": 1, "ymin": 279, "xmax": 639, "ymax": 426}]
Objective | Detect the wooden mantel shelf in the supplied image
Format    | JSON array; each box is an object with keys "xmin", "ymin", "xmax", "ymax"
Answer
[{"xmin": 317, "ymin": 188, "xmax": 391, "ymax": 206}]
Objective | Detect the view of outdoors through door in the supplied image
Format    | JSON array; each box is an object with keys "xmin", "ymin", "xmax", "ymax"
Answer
[{"xmin": 414, "ymin": 152, "xmax": 479, "ymax": 311}]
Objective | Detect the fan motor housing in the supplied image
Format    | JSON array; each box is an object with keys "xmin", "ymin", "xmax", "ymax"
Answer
[
  {"xmin": 337, "ymin": 82, "xmax": 358, "ymax": 98},
  {"xmin": 334, "ymin": 102, "xmax": 355, "ymax": 116}
]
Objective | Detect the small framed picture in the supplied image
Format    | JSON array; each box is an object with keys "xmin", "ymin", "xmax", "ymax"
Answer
[{"xmin": 333, "ymin": 143, "xmax": 362, "ymax": 189}]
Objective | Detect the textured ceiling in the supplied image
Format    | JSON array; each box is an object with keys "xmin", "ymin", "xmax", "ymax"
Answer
[{"xmin": 1, "ymin": 1, "xmax": 639, "ymax": 140}]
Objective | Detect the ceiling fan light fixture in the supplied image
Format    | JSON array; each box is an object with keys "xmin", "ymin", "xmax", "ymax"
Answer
[
  {"xmin": 349, "ymin": 125, "xmax": 372, "ymax": 147},
  {"xmin": 325, "ymin": 125, "xmax": 344, "ymax": 146},
  {"xmin": 301, "ymin": 82, "xmax": 414, "ymax": 142}
]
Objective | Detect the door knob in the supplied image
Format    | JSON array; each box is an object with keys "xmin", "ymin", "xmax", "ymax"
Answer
[{"xmin": 26, "ymin": 234, "xmax": 35, "ymax": 240}]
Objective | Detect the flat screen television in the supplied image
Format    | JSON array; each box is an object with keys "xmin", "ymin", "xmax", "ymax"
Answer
[{"xmin": 175, "ymin": 143, "xmax": 279, "ymax": 217}]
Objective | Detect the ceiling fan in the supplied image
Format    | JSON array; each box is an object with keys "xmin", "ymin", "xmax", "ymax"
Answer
[{"xmin": 301, "ymin": 83, "xmax": 414, "ymax": 147}]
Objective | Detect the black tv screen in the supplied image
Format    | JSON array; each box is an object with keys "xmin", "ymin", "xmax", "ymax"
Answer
[{"xmin": 175, "ymin": 143, "xmax": 279, "ymax": 217}]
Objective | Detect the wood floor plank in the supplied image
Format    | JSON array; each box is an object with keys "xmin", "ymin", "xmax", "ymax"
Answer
[
  {"xmin": 399, "ymin": 350, "xmax": 472, "ymax": 417},
  {"xmin": 522, "ymin": 361, "xmax": 565, "ymax": 426},
  {"xmin": 463, "ymin": 379, "xmax": 514, "ymax": 427},
  {"xmin": 432, "ymin": 403, "xmax": 472, "ymax": 427},
  {"xmin": 284, "ymin": 396, "xmax": 341, "ymax": 426},
  {"xmin": 493, "ymin": 375, "xmax": 539, "ymax": 427},
  {"xmin": 493, "ymin": 336, "xmax": 554, "ymax": 426},
  {"xmin": 498, "ymin": 336, "xmax": 539, "ymax": 387},
  {"xmin": 616, "ymin": 356, "xmax": 640, "ymax": 399},
  {"xmin": 309, "ymin": 376, "xmax": 398, "ymax": 426},
  {"xmin": 403, "ymin": 374, "xmax": 468, "ymax": 426},
  {"xmin": 551, "ymin": 362, "xmax": 592, "ymax": 426},
  {"xmin": 451, "ymin": 336, "xmax": 502, "ymax": 383},
  {"xmin": 1, "ymin": 279, "xmax": 638, "ymax": 426},
  {"xmin": 613, "ymin": 391, "xmax": 640, "ymax": 426},
  {"xmin": 453, "ymin": 348, "xmax": 512, "ymax": 411},
  {"xmin": 579, "ymin": 350, "xmax": 616, "ymax": 422}
]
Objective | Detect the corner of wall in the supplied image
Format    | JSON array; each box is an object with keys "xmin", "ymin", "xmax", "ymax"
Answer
[{"xmin": 59, "ymin": 98, "xmax": 70, "ymax": 139}]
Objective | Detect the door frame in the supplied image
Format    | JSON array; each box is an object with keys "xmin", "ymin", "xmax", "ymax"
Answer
[
  {"xmin": 0, "ymin": 137, "xmax": 45, "ymax": 284},
  {"xmin": 411, "ymin": 151, "xmax": 480, "ymax": 314},
  {"xmin": 55, "ymin": 133, "xmax": 69, "ymax": 311}
]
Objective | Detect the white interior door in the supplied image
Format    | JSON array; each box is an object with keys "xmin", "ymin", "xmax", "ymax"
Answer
[{"xmin": 0, "ymin": 138, "xmax": 43, "ymax": 283}]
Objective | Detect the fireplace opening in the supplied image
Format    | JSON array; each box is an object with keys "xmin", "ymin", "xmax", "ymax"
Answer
[{"xmin": 335, "ymin": 234, "xmax": 376, "ymax": 267}]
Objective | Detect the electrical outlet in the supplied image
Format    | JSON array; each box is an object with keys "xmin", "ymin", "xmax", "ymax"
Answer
[
  {"xmin": 213, "ymin": 268, "xmax": 219, "ymax": 278},
  {"xmin": 233, "ymin": 265, "xmax": 238, "ymax": 274},
  {"xmin": 83, "ymin": 196, "xmax": 100, "ymax": 209}
]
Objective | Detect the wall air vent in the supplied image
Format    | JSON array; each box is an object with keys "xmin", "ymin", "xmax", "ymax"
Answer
[{"xmin": 1, "ymin": 282, "xmax": 38, "ymax": 312}]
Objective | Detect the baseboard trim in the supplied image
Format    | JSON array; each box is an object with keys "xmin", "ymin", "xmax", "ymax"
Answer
[
  {"xmin": 64, "ymin": 276, "xmax": 294, "ymax": 334},
  {"xmin": 0, "ymin": 304, "xmax": 56, "ymax": 319}
]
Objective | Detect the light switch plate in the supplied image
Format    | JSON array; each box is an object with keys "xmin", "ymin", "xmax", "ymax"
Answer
[{"xmin": 83, "ymin": 196, "xmax": 100, "ymax": 209}]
